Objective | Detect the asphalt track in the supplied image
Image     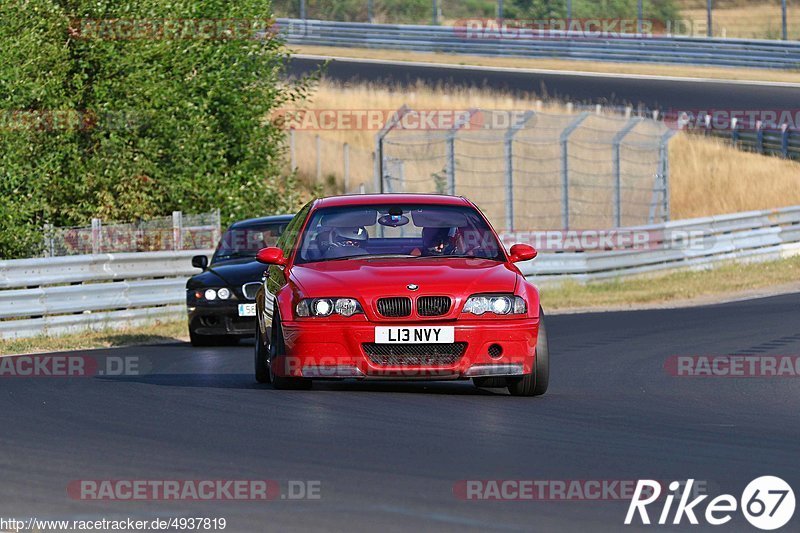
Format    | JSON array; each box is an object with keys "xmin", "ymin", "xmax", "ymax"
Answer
[
  {"xmin": 287, "ymin": 56, "xmax": 800, "ymax": 112},
  {"xmin": 2, "ymin": 292, "xmax": 800, "ymax": 532}
]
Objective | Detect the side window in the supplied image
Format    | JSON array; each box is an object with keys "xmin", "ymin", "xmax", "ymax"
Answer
[{"xmin": 277, "ymin": 202, "xmax": 313, "ymax": 258}]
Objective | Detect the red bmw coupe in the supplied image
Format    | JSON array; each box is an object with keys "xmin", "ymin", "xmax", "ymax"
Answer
[{"xmin": 253, "ymin": 194, "xmax": 548, "ymax": 396}]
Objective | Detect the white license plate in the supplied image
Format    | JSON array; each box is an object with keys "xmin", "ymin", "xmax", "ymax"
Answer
[
  {"xmin": 238, "ymin": 303, "xmax": 256, "ymax": 317},
  {"xmin": 375, "ymin": 326, "xmax": 454, "ymax": 344}
]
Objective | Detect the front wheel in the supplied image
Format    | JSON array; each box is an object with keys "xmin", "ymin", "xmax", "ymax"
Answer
[
  {"xmin": 507, "ymin": 306, "xmax": 549, "ymax": 397},
  {"xmin": 269, "ymin": 310, "xmax": 312, "ymax": 391}
]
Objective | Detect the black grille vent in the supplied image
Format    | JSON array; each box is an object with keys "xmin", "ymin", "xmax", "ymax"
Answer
[
  {"xmin": 417, "ymin": 296, "xmax": 451, "ymax": 317},
  {"xmin": 363, "ymin": 343, "xmax": 467, "ymax": 366},
  {"xmin": 377, "ymin": 297, "xmax": 412, "ymax": 317}
]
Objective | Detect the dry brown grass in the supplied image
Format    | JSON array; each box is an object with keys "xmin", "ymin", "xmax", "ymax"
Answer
[
  {"xmin": 681, "ymin": 2, "xmax": 800, "ymax": 39},
  {"xmin": 290, "ymin": 81, "xmax": 800, "ymax": 221},
  {"xmin": 670, "ymin": 133, "xmax": 800, "ymax": 218},
  {"xmin": 292, "ymin": 45, "xmax": 800, "ymax": 84}
]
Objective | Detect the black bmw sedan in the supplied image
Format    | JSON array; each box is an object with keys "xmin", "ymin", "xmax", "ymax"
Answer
[{"xmin": 186, "ymin": 214, "xmax": 293, "ymax": 346}]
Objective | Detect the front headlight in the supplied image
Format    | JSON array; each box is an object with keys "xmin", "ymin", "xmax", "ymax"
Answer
[
  {"xmin": 463, "ymin": 294, "xmax": 527, "ymax": 316},
  {"xmin": 193, "ymin": 288, "xmax": 233, "ymax": 301},
  {"xmin": 296, "ymin": 298, "xmax": 364, "ymax": 318}
]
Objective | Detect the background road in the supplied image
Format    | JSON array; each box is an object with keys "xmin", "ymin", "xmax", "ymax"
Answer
[
  {"xmin": 287, "ymin": 56, "xmax": 800, "ymax": 112},
  {"xmin": 2, "ymin": 293, "xmax": 799, "ymax": 532}
]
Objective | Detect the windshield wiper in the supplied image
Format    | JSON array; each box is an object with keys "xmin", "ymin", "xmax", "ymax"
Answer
[{"xmin": 213, "ymin": 251, "xmax": 255, "ymax": 261}]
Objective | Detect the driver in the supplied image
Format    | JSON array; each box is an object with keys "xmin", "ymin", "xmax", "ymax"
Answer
[
  {"xmin": 325, "ymin": 226, "xmax": 369, "ymax": 258},
  {"xmin": 420, "ymin": 227, "xmax": 454, "ymax": 256}
]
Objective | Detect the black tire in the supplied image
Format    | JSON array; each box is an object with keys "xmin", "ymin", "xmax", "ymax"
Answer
[
  {"xmin": 507, "ymin": 306, "xmax": 549, "ymax": 397},
  {"xmin": 269, "ymin": 310, "xmax": 312, "ymax": 391},
  {"xmin": 190, "ymin": 330, "xmax": 229, "ymax": 347},
  {"xmin": 254, "ymin": 321, "xmax": 271, "ymax": 384}
]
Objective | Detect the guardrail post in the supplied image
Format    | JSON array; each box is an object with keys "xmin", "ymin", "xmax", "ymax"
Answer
[
  {"xmin": 706, "ymin": 0, "xmax": 713, "ymax": 37},
  {"xmin": 781, "ymin": 124, "xmax": 790, "ymax": 158},
  {"xmin": 756, "ymin": 121, "xmax": 764, "ymax": 154},
  {"xmin": 504, "ymin": 111, "xmax": 535, "ymax": 232},
  {"xmin": 559, "ymin": 112, "xmax": 589, "ymax": 230},
  {"xmin": 374, "ymin": 105, "xmax": 410, "ymax": 194},
  {"xmin": 91, "ymin": 218, "xmax": 102, "ymax": 255},
  {"xmin": 172, "ymin": 211, "xmax": 183, "ymax": 251},
  {"xmin": 612, "ymin": 118, "xmax": 643, "ymax": 228}
]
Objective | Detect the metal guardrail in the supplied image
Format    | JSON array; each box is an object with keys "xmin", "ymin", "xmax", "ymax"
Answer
[
  {"xmin": 278, "ymin": 18, "xmax": 800, "ymax": 70},
  {"xmin": 1, "ymin": 205, "xmax": 799, "ymax": 339},
  {"xmin": 0, "ymin": 250, "xmax": 212, "ymax": 340},
  {"xmin": 514, "ymin": 205, "xmax": 800, "ymax": 283}
]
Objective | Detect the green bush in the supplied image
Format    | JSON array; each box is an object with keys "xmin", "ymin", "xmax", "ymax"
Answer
[{"xmin": 0, "ymin": 0, "xmax": 311, "ymax": 259}]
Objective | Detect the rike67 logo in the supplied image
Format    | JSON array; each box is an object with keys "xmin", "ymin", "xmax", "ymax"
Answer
[{"xmin": 625, "ymin": 477, "xmax": 795, "ymax": 530}]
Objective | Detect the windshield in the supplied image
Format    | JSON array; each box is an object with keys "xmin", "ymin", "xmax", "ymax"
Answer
[
  {"xmin": 212, "ymin": 222, "xmax": 289, "ymax": 263},
  {"xmin": 295, "ymin": 204, "xmax": 505, "ymax": 264}
]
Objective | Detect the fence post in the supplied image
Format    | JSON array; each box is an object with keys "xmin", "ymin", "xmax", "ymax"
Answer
[
  {"xmin": 289, "ymin": 129, "xmax": 297, "ymax": 171},
  {"xmin": 660, "ymin": 130, "xmax": 676, "ymax": 222},
  {"xmin": 756, "ymin": 121, "xmax": 764, "ymax": 154},
  {"xmin": 637, "ymin": 0, "xmax": 643, "ymax": 34},
  {"xmin": 315, "ymin": 134, "xmax": 322, "ymax": 183},
  {"xmin": 343, "ymin": 142, "xmax": 350, "ymax": 193},
  {"xmin": 374, "ymin": 105, "xmax": 410, "ymax": 194},
  {"xmin": 172, "ymin": 211, "xmax": 183, "ymax": 251},
  {"xmin": 612, "ymin": 118, "xmax": 643, "ymax": 228},
  {"xmin": 781, "ymin": 124, "xmax": 790, "ymax": 158},
  {"xmin": 445, "ymin": 109, "xmax": 480, "ymax": 197},
  {"xmin": 782, "ymin": 0, "xmax": 788, "ymax": 40},
  {"xmin": 43, "ymin": 224, "xmax": 54, "ymax": 257},
  {"xmin": 707, "ymin": 0, "xmax": 713, "ymax": 37},
  {"xmin": 446, "ymin": 131, "xmax": 456, "ymax": 195},
  {"xmin": 559, "ymin": 113, "xmax": 590, "ymax": 230},
  {"xmin": 503, "ymin": 111, "xmax": 535, "ymax": 232},
  {"xmin": 91, "ymin": 218, "xmax": 102, "ymax": 255},
  {"xmin": 731, "ymin": 117, "xmax": 739, "ymax": 147}
]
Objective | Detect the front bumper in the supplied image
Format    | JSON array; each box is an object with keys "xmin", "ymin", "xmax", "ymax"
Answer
[
  {"xmin": 187, "ymin": 303, "xmax": 255, "ymax": 337},
  {"xmin": 273, "ymin": 318, "xmax": 540, "ymax": 379}
]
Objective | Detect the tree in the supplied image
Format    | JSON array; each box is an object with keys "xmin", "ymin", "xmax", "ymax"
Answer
[{"xmin": 0, "ymin": 0, "xmax": 311, "ymax": 259}]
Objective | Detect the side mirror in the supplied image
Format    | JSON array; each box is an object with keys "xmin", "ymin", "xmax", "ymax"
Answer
[
  {"xmin": 256, "ymin": 247, "xmax": 287, "ymax": 266},
  {"xmin": 509, "ymin": 244, "xmax": 537, "ymax": 263},
  {"xmin": 191, "ymin": 255, "xmax": 209, "ymax": 270}
]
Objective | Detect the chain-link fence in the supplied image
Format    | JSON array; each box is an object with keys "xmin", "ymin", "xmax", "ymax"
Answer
[
  {"xmin": 377, "ymin": 108, "xmax": 674, "ymax": 231},
  {"xmin": 273, "ymin": 0, "xmax": 798, "ymax": 40},
  {"xmin": 42, "ymin": 210, "xmax": 221, "ymax": 257}
]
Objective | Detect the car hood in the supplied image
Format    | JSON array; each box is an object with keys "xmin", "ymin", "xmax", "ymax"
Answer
[
  {"xmin": 187, "ymin": 258, "xmax": 268, "ymax": 289},
  {"xmin": 290, "ymin": 258, "xmax": 519, "ymax": 298}
]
